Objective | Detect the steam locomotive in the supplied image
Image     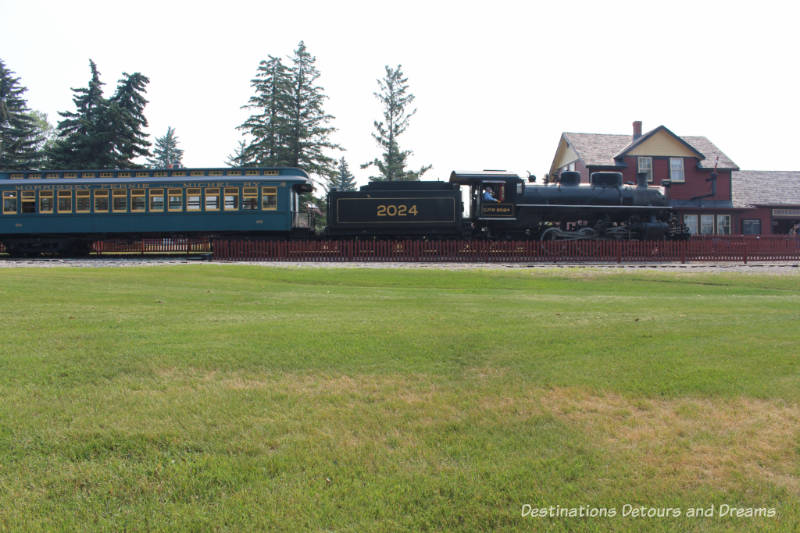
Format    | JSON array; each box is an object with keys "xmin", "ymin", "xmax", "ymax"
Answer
[
  {"xmin": 0, "ymin": 167, "xmax": 686, "ymax": 256},
  {"xmin": 327, "ymin": 170, "xmax": 686, "ymax": 240}
]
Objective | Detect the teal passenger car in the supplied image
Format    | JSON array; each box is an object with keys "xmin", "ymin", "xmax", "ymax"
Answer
[{"xmin": 0, "ymin": 167, "xmax": 313, "ymax": 255}]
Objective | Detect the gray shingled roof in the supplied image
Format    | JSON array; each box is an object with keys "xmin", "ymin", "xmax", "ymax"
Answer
[
  {"xmin": 563, "ymin": 129, "xmax": 738, "ymax": 170},
  {"xmin": 731, "ymin": 170, "xmax": 800, "ymax": 207}
]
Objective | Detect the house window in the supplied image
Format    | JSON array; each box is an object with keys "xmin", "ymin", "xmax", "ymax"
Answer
[
  {"xmin": 669, "ymin": 158, "xmax": 685, "ymax": 182},
  {"xmin": 716, "ymin": 215, "xmax": 731, "ymax": 235},
  {"xmin": 637, "ymin": 157, "xmax": 653, "ymax": 182},
  {"xmin": 683, "ymin": 215, "xmax": 698, "ymax": 235},
  {"xmin": 700, "ymin": 214, "xmax": 714, "ymax": 235},
  {"xmin": 742, "ymin": 219, "xmax": 761, "ymax": 235}
]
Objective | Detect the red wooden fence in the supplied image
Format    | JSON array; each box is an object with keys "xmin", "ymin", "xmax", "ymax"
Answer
[
  {"xmin": 2, "ymin": 236, "xmax": 798, "ymax": 263},
  {"xmin": 212, "ymin": 236, "xmax": 800, "ymax": 263}
]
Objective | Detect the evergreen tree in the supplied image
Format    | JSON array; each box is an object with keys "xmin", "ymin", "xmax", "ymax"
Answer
[
  {"xmin": 108, "ymin": 72, "xmax": 151, "ymax": 167},
  {"xmin": 48, "ymin": 60, "xmax": 151, "ymax": 169},
  {"xmin": 226, "ymin": 139, "xmax": 250, "ymax": 167},
  {"xmin": 238, "ymin": 42, "xmax": 340, "ymax": 187},
  {"xmin": 362, "ymin": 65, "xmax": 430, "ymax": 181},
  {"xmin": 0, "ymin": 59, "xmax": 43, "ymax": 169},
  {"xmin": 239, "ymin": 55, "xmax": 292, "ymax": 166},
  {"xmin": 147, "ymin": 126, "xmax": 183, "ymax": 168},
  {"xmin": 48, "ymin": 60, "xmax": 112, "ymax": 169},
  {"xmin": 284, "ymin": 41, "xmax": 339, "ymax": 182},
  {"xmin": 330, "ymin": 157, "xmax": 357, "ymax": 191}
]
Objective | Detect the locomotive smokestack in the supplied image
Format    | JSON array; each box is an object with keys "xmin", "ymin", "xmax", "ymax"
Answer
[{"xmin": 633, "ymin": 121, "xmax": 642, "ymax": 141}]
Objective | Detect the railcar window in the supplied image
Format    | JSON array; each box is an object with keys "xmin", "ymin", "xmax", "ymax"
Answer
[
  {"xmin": 112, "ymin": 189, "xmax": 127, "ymax": 212},
  {"xmin": 224, "ymin": 187, "xmax": 239, "ymax": 210},
  {"xmin": 149, "ymin": 189, "xmax": 165, "ymax": 212},
  {"xmin": 243, "ymin": 187, "xmax": 258, "ymax": 210},
  {"xmin": 57, "ymin": 190, "xmax": 72, "ymax": 213},
  {"xmin": 76, "ymin": 190, "xmax": 91, "ymax": 213},
  {"xmin": 2, "ymin": 191, "xmax": 18, "ymax": 214},
  {"xmin": 21, "ymin": 191, "xmax": 36, "ymax": 213},
  {"xmin": 168, "ymin": 189, "xmax": 183, "ymax": 211},
  {"xmin": 261, "ymin": 187, "xmax": 278, "ymax": 210},
  {"xmin": 131, "ymin": 189, "xmax": 146, "ymax": 212},
  {"xmin": 94, "ymin": 190, "xmax": 109, "ymax": 212},
  {"xmin": 205, "ymin": 188, "xmax": 220, "ymax": 211},
  {"xmin": 187, "ymin": 188, "xmax": 201, "ymax": 211},
  {"xmin": 39, "ymin": 191, "xmax": 54, "ymax": 213}
]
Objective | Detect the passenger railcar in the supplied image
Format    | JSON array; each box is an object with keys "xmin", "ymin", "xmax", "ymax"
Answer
[{"xmin": 0, "ymin": 167, "xmax": 313, "ymax": 255}]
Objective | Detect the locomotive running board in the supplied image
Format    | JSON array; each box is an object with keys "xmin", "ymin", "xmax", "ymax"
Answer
[{"xmin": 515, "ymin": 204, "xmax": 667, "ymax": 210}]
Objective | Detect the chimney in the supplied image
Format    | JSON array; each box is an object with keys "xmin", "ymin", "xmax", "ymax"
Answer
[{"xmin": 632, "ymin": 121, "xmax": 642, "ymax": 141}]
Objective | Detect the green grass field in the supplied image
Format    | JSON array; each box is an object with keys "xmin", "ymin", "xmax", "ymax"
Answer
[{"xmin": 0, "ymin": 265, "xmax": 798, "ymax": 532}]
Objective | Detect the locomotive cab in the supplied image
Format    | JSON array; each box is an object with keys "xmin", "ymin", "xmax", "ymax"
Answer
[{"xmin": 449, "ymin": 171, "xmax": 522, "ymax": 222}]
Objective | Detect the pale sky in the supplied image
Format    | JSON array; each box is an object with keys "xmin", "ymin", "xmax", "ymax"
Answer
[{"xmin": 2, "ymin": 0, "xmax": 798, "ymax": 187}]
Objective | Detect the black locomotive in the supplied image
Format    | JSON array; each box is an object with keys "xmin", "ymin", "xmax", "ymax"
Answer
[{"xmin": 327, "ymin": 170, "xmax": 686, "ymax": 240}]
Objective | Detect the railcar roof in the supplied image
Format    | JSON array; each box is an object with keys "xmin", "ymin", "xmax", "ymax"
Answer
[{"xmin": 0, "ymin": 167, "xmax": 311, "ymax": 182}]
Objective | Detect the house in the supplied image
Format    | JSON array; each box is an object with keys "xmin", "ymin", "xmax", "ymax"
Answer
[
  {"xmin": 549, "ymin": 121, "xmax": 743, "ymax": 235},
  {"xmin": 731, "ymin": 171, "xmax": 800, "ymax": 235}
]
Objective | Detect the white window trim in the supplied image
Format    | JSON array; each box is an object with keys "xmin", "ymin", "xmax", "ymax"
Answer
[
  {"xmin": 637, "ymin": 157, "xmax": 653, "ymax": 182},
  {"xmin": 669, "ymin": 158, "xmax": 685, "ymax": 183}
]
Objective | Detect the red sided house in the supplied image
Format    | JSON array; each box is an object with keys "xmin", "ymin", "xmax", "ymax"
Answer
[
  {"xmin": 549, "ymin": 121, "xmax": 743, "ymax": 235},
  {"xmin": 731, "ymin": 171, "xmax": 800, "ymax": 235}
]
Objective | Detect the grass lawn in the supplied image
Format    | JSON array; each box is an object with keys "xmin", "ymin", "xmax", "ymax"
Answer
[{"xmin": 0, "ymin": 265, "xmax": 798, "ymax": 532}]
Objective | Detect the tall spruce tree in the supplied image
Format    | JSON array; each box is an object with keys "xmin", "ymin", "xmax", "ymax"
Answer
[
  {"xmin": 239, "ymin": 42, "xmax": 340, "ymax": 188},
  {"xmin": 48, "ymin": 60, "xmax": 111, "ymax": 169},
  {"xmin": 48, "ymin": 60, "xmax": 151, "ymax": 169},
  {"xmin": 363, "ymin": 65, "xmax": 430, "ymax": 181},
  {"xmin": 0, "ymin": 59, "xmax": 44, "ymax": 169},
  {"xmin": 239, "ymin": 55, "xmax": 292, "ymax": 166},
  {"xmin": 147, "ymin": 126, "xmax": 183, "ymax": 168},
  {"xmin": 330, "ymin": 157, "xmax": 357, "ymax": 191},
  {"xmin": 284, "ymin": 41, "xmax": 339, "ymax": 182},
  {"xmin": 108, "ymin": 72, "xmax": 151, "ymax": 167}
]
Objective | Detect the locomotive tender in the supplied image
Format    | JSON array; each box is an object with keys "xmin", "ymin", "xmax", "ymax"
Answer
[{"xmin": 1, "ymin": 166, "xmax": 684, "ymax": 256}]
